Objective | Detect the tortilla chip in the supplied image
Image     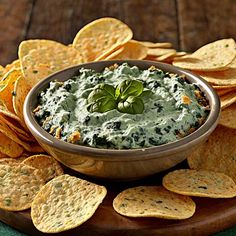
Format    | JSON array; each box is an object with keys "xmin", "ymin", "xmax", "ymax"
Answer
[
  {"xmin": 226, "ymin": 55, "xmax": 236, "ymax": 69},
  {"xmin": 0, "ymin": 106, "xmax": 30, "ymax": 137},
  {"xmin": 0, "ymin": 106, "xmax": 21, "ymax": 122},
  {"xmin": 174, "ymin": 52, "xmax": 188, "ymax": 57},
  {"xmin": 173, "ymin": 39, "xmax": 236, "ymax": 71},
  {"xmin": 0, "ymin": 153, "xmax": 29, "ymax": 164},
  {"xmin": 0, "ymin": 164, "xmax": 45, "ymax": 211},
  {"xmin": 20, "ymin": 40, "xmax": 83, "ymax": 88},
  {"xmin": 187, "ymin": 125, "xmax": 236, "ymax": 182},
  {"xmin": 103, "ymin": 47, "xmax": 124, "ymax": 60},
  {"xmin": 0, "ymin": 114, "xmax": 30, "ymax": 139},
  {"xmin": 0, "ymin": 65, "xmax": 4, "ymax": 78},
  {"xmin": 104, "ymin": 40, "xmax": 147, "ymax": 60},
  {"xmin": 163, "ymin": 169, "xmax": 236, "ymax": 198},
  {"xmin": 4, "ymin": 60, "xmax": 20, "ymax": 70},
  {"xmin": 16, "ymin": 132, "xmax": 35, "ymax": 142},
  {"xmin": 0, "ymin": 158, "xmax": 19, "ymax": 165},
  {"xmin": 138, "ymin": 41, "xmax": 172, "ymax": 48},
  {"xmin": 154, "ymin": 51, "xmax": 177, "ymax": 61},
  {"xmin": 162, "ymin": 52, "xmax": 189, "ymax": 64},
  {"xmin": 0, "ymin": 69, "xmax": 22, "ymax": 113},
  {"xmin": 19, "ymin": 40, "xmax": 66, "ymax": 60},
  {"xmin": 1, "ymin": 60, "xmax": 21, "ymax": 78},
  {"xmin": 0, "ymin": 132, "xmax": 24, "ymax": 158},
  {"xmin": 147, "ymin": 48, "xmax": 176, "ymax": 57},
  {"xmin": 31, "ymin": 174, "xmax": 107, "ymax": 233},
  {"xmin": 0, "ymin": 121, "xmax": 31, "ymax": 151},
  {"xmin": 219, "ymin": 103, "xmax": 236, "ymax": 129},
  {"xmin": 195, "ymin": 68, "xmax": 236, "ymax": 86},
  {"xmin": 13, "ymin": 75, "xmax": 31, "ymax": 128},
  {"xmin": 0, "ymin": 154, "xmax": 29, "ymax": 164},
  {"xmin": 216, "ymin": 88, "xmax": 236, "ymax": 96},
  {"xmin": 73, "ymin": 18, "xmax": 133, "ymax": 62},
  {"xmin": 22, "ymin": 154, "xmax": 64, "ymax": 182},
  {"xmin": 213, "ymin": 85, "xmax": 236, "ymax": 89},
  {"xmin": 220, "ymin": 92, "xmax": 236, "ymax": 109},
  {"xmin": 113, "ymin": 186, "xmax": 195, "ymax": 219}
]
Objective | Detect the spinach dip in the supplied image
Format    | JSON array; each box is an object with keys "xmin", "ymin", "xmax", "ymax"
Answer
[{"xmin": 34, "ymin": 63, "xmax": 209, "ymax": 149}]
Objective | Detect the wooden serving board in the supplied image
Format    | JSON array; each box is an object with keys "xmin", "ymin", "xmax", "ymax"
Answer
[{"xmin": 1, "ymin": 161, "xmax": 236, "ymax": 236}]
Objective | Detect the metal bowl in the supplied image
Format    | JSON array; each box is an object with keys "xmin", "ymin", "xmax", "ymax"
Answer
[{"xmin": 24, "ymin": 60, "xmax": 220, "ymax": 181}]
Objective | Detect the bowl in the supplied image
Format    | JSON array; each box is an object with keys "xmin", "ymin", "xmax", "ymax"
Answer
[{"xmin": 24, "ymin": 60, "xmax": 220, "ymax": 181}]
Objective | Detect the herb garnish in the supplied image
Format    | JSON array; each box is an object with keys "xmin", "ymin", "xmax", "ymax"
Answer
[
  {"xmin": 87, "ymin": 79, "xmax": 149, "ymax": 114},
  {"xmin": 115, "ymin": 79, "xmax": 143, "ymax": 100},
  {"xmin": 87, "ymin": 84, "xmax": 117, "ymax": 113},
  {"xmin": 117, "ymin": 96, "xmax": 144, "ymax": 114}
]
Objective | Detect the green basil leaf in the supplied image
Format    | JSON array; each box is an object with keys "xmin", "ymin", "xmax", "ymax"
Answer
[
  {"xmin": 118, "ymin": 96, "xmax": 144, "ymax": 114},
  {"xmin": 88, "ymin": 83, "xmax": 116, "ymax": 103},
  {"xmin": 139, "ymin": 89, "xmax": 153, "ymax": 99},
  {"xmin": 87, "ymin": 83, "xmax": 116, "ymax": 113},
  {"xmin": 87, "ymin": 97, "xmax": 117, "ymax": 113},
  {"xmin": 115, "ymin": 79, "xmax": 143, "ymax": 100}
]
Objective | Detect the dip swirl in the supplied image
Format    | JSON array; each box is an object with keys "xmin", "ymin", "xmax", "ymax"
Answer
[{"xmin": 34, "ymin": 63, "xmax": 209, "ymax": 149}]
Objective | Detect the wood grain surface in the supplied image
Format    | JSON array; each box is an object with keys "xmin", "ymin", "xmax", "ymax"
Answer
[
  {"xmin": 0, "ymin": 0, "xmax": 236, "ymax": 65},
  {"xmin": 177, "ymin": 0, "xmax": 236, "ymax": 51},
  {"xmin": 0, "ymin": 2, "xmax": 236, "ymax": 234},
  {"xmin": 1, "ymin": 161, "xmax": 236, "ymax": 236}
]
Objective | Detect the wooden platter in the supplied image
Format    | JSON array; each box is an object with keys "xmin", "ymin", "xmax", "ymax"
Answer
[{"xmin": 0, "ymin": 161, "xmax": 236, "ymax": 236}]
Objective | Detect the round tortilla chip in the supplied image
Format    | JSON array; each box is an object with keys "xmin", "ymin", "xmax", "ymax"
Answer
[
  {"xmin": 187, "ymin": 125, "xmax": 236, "ymax": 182},
  {"xmin": 147, "ymin": 48, "xmax": 176, "ymax": 57},
  {"xmin": 0, "ymin": 158, "xmax": 19, "ymax": 165},
  {"xmin": 0, "ymin": 106, "xmax": 21, "ymax": 122},
  {"xmin": 0, "ymin": 69, "xmax": 22, "ymax": 113},
  {"xmin": 13, "ymin": 75, "xmax": 31, "ymax": 128},
  {"xmin": 14, "ymin": 131, "xmax": 34, "ymax": 142},
  {"xmin": 22, "ymin": 154, "xmax": 64, "ymax": 182},
  {"xmin": 113, "ymin": 186, "xmax": 195, "ymax": 219},
  {"xmin": 0, "ymin": 163, "xmax": 45, "ymax": 211},
  {"xmin": 213, "ymin": 85, "xmax": 236, "ymax": 89},
  {"xmin": 0, "ymin": 132, "xmax": 24, "ymax": 158},
  {"xmin": 163, "ymin": 169, "xmax": 236, "ymax": 198},
  {"xmin": 220, "ymin": 92, "xmax": 236, "ymax": 109},
  {"xmin": 219, "ymin": 103, "xmax": 236, "ymax": 129},
  {"xmin": 154, "ymin": 51, "xmax": 177, "ymax": 61},
  {"xmin": 216, "ymin": 88, "xmax": 236, "ymax": 97},
  {"xmin": 173, "ymin": 39, "xmax": 236, "ymax": 71},
  {"xmin": 0, "ymin": 65, "xmax": 4, "ymax": 78},
  {"xmin": 19, "ymin": 40, "xmax": 66, "ymax": 60},
  {"xmin": 1, "ymin": 60, "xmax": 21, "ymax": 78},
  {"xmin": 0, "ymin": 121, "xmax": 31, "ymax": 151},
  {"xmin": 174, "ymin": 52, "xmax": 188, "ymax": 57},
  {"xmin": 226, "ymin": 55, "xmax": 236, "ymax": 69},
  {"xmin": 0, "ymin": 114, "xmax": 30, "ymax": 139},
  {"xmin": 105, "ymin": 40, "xmax": 147, "ymax": 60},
  {"xmin": 160, "ymin": 52, "xmax": 188, "ymax": 64},
  {"xmin": 195, "ymin": 68, "xmax": 236, "ymax": 86},
  {"xmin": 31, "ymin": 174, "xmax": 107, "ymax": 233},
  {"xmin": 73, "ymin": 17, "xmax": 133, "ymax": 62},
  {"xmin": 138, "ymin": 41, "xmax": 172, "ymax": 48},
  {"xmin": 20, "ymin": 40, "xmax": 83, "ymax": 88},
  {"xmin": 0, "ymin": 154, "xmax": 29, "ymax": 164},
  {"xmin": 103, "ymin": 47, "xmax": 124, "ymax": 60}
]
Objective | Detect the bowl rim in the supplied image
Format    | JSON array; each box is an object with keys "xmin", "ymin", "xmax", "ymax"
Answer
[{"xmin": 23, "ymin": 60, "xmax": 221, "ymax": 160}]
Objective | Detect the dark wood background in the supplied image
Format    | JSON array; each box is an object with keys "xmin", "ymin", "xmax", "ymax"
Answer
[{"xmin": 0, "ymin": 0, "xmax": 236, "ymax": 66}]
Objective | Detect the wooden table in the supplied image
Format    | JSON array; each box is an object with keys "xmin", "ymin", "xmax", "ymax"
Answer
[
  {"xmin": 0, "ymin": 0, "xmax": 236, "ymax": 66},
  {"xmin": 0, "ymin": 1, "xmax": 236, "ymax": 235}
]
